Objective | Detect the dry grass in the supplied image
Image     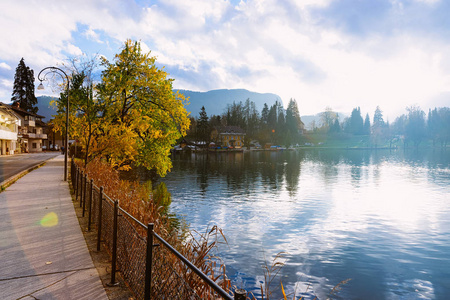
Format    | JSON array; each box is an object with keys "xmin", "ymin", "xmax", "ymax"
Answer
[{"xmin": 77, "ymin": 158, "xmax": 232, "ymax": 299}]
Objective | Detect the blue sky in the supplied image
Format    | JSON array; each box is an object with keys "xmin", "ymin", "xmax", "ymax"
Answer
[{"xmin": 1, "ymin": 0, "xmax": 449, "ymax": 120}]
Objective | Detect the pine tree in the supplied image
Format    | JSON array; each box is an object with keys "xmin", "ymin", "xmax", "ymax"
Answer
[
  {"xmin": 348, "ymin": 107, "xmax": 364, "ymax": 135},
  {"xmin": 11, "ymin": 58, "xmax": 38, "ymax": 114},
  {"xmin": 364, "ymin": 113, "xmax": 371, "ymax": 135},
  {"xmin": 197, "ymin": 106, "xmax": 209, "ymax": 145}
]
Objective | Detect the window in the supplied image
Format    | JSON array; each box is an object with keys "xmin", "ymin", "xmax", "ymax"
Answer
[{"xmin": 32, "ymin": 143, "xmax": 37, "ymax": 149}]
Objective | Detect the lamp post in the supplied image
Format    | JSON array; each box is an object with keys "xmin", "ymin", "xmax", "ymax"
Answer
[{"xmin": 37, "ymin": 67, "xmax": 69, "ymax": 181}]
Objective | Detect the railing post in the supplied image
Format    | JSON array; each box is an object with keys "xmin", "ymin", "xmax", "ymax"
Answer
[
  {"xmin": 97, "ymin": 186, "xmax": 103, "ymax": 252},
  {"xmin": 145, "ymin": 223, "xmax": 154, "ymax": 300},
  {"xmin": 88, "ymin": 179, "xmax": 93, "ymax": 231},
  {"xmin": 75, "ymin": 167, "xmax": 79, "ymax": 201},
  {"xmin": 82, "ymin": 173, "xmax": 87, "ymax": 216},
  {"xmin": 234, "ymin": 289, "xmax": 246, "ymax": 300},
  {"xmin": 108, "ymin": 200, "xmax": 119, "ymax": 286},
  {"xmin": 72, "ymin": 162, "xmax": 78, "ymax": 201},
  {"xmin": 79, "ymin": 171, "xmax": 83, "ymax": 208}
]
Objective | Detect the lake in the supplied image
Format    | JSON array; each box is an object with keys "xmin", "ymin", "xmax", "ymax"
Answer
[{"xmin": 161, "ymin": 149, "xmax": 450, "ymax": 299}]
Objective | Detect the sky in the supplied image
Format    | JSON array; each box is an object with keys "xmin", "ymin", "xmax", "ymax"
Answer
[{"xmin": 1, "ymin": 0, "xmax": 450, "ymax": 120}]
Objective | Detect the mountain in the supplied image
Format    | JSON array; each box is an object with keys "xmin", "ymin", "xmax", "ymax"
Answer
[
  {"xmin": 36, "ymin": 96, "xmax": 58, "ymax": 121},
  {"xmin": 36, "ymin": 89, "xmax": 283, "ymax": 121},
  {"xmin": 37, "ymin": 89, "xmax": 282, "ymax": 120},
  {"xmin": 178, "ymin": 89, "xmax": 282, "ymax": 117}
]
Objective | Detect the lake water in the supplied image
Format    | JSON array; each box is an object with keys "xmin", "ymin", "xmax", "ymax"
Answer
[{"xmin": 161, "ymin": 149, "xmax": 450, "ymax": 299}]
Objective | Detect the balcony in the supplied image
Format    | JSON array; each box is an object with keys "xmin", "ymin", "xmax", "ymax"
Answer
[
  {"xmin": 0, "ymin": 128, "xmax": 18, "ymax": 140},
  {"xmin": 21, "ymin": 133, "xmax": 47, "ymax": 139},
  {"xmin": 24, "ymin": 120, "xmax": 35, "ymax": 127}
]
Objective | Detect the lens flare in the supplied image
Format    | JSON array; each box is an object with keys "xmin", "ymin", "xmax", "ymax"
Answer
[{"xmin": 40, "ymin": 212, "xmax": 58, "ymax": 227}]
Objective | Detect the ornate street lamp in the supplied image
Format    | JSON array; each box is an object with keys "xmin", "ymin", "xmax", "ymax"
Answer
[{"xmin": 37, "ymin": 67, "xmax": 69, "ymax": 181}]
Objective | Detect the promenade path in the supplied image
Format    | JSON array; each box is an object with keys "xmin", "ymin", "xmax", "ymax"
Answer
[{"xmin": 0, "ymin": 155, "xmax": 108, "ymax": 300}]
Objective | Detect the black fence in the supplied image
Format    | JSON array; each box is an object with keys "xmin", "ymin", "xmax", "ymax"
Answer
[{"xmin": 71, "ymin": 160, "xmax": 247, "ymax": 300}]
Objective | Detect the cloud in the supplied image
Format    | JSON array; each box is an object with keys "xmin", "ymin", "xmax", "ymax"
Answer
[
  {"xmin": 0, "ymin": 63, "xmax": 11, "ymax": 70},
  {"xmin": 83, "ymin": 27, "xmax": 103, "ymax": 44},
  {"xmin": 65, "ymin": 43, "xmax": 83, "ymax": 56},
  {"xmin": 0, "ymin": 0, "xmax": 449, "ymax": 117}
]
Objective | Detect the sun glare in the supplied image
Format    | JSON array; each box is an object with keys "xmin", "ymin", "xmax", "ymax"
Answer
[{"xmin": 40, "ymin": 212, "xmax": 58, "ymax": 227}]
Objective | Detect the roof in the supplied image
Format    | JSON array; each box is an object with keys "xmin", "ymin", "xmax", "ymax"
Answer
[
  {"xmin": 0, "ymin": 103, "xmax": 21, "ymax": 120},
  {"xmin": 217, "ymin": 126, "xmax": 246, "ymax": 134},
  {"xmin": 6, "ymin": 103, "xmax": 45, "ymax": 119}
]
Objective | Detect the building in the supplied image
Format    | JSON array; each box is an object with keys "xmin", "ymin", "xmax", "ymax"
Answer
[
  {"xmin": 9, "ymin": 103, "xmax": 47, "ymax": 153},
  {"xmin": 214, "ymin": 126, "xmax": 246, "ymax": 148},
  {"xmin": 0, "ymin": 103, "xmax": 20, "ymax": 155}
]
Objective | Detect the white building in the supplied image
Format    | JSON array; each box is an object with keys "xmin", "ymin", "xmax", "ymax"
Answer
[{"xmin": 0, "ymin": 103, "xmax": 20, "ymax": 155}]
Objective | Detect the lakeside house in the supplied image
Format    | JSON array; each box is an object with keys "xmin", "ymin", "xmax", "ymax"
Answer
[
  {"xmin": 0, "ymin": 103, "xmax": 20, "ymax": 155},
  {"xmin": 9, "ymin": 102, "xmax": 47, "ymax": 153},
  {"xmin": 212, "ymin": 126, "xmax": 246, "ymax": 149}
]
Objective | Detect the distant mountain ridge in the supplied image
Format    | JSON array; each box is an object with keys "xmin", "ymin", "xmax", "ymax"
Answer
[
  {"xmin": 179, "ymin": 89, "xmax": 281, "ymax": 117},
  {"xmin": 38, "ymin": 89, "xmax": 282, "ymax": 120},
  {"xmin": 36, "ymin": 96, "xmax": 58, "ymax": 121}
]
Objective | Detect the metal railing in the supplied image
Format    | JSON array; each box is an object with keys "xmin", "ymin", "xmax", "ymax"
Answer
[{"xmin": 71, "ymin": 159, "xmax": 247, "ymax": 300}]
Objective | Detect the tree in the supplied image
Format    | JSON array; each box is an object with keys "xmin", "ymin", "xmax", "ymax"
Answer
[
  {"xmin": 427, "ymin": 107, "xmax": 450, "ymax": 147},
  {"xmin": 363, "ymin": 113, "xmax": 371, "ymax": 135},
  {"xmin": 329, "ymin": 117, "xmax": 341, "ymax": 134},
  {"xmin": 244, "ymin": 99, "xmax": 260, "ymax": 147},
  {"xmin": 51, "ymin": 55, "xmax": 105, "ymax": 166},
  {"xmin": 320, "ymin": 107, "xmax": 338, "ymax": 134},
  {"xmin": 373, "ymin": 106, "xmax": 385, "ymax": 128},
  {"xmin": 261, "ymin": 103, "xmax": 269, "ymax": 125},
  {"xmin": 64, "ymin": 40, "xmax": 190, "ymax": 176},
  {"xmin": 11, "ymin": 58, "xmax": 38, "ymax": 113},
  {"xmin": 285, "ymin": 99, "xmax": 304, "ymax": 144},
  {"xmin": 405, "ymin": 105, "xmax": 426, "ymax": 147},
  {"xmin": 197, "ymin": 106, "xmax": 209, "ymax": 146},
  {"xmin": 347, "ymin": 107, "xmax": 364, "ymax": 135},
  {"xmin": 371, "ymin": 106, "xmax": 386, "ymax": 147}
]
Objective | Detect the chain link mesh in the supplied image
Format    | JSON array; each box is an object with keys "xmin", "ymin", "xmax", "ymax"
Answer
[
  {"xmin": 91, "ymin": 186, "xmax": 100, "ymax": 225},
  {"xmin": 150, "ymin": 244, "xmax": 203, "ymax": 299},
  {"xmin": 116, "ymin": 212, "xmax": 147, "ymax": 299},
  {"xmin": 101, "ymin": 198, "xmax": 114, "ymax": 254}
]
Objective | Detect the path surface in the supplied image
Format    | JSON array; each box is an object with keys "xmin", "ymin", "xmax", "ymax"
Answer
[{"xmin": 0, "ymin": 155, "xmax": 108, "ymax": 300}]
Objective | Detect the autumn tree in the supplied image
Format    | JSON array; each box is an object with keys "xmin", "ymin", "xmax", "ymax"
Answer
[
  {"xmin": 12, "ymin": 58, "xmax": 38, "ymax": 113},
  {"xmin": 62, "ymin": 40, "xmax": 190, "ymax": 176},
  {"xmin": 51, "ymin": 55, "xmax": 104, "ymax": 166}
]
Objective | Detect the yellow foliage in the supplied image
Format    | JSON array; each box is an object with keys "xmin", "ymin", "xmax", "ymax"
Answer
[{"xmin": 58, "ymin": 40, "xmax": 190, "ymax": 175}]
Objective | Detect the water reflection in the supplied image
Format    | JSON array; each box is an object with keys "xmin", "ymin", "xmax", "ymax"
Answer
[{"xmin": 163, "ymin": 149, "xmax": 450, "ymax": 299}]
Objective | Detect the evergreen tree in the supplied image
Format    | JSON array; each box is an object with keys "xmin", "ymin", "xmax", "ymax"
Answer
[
  {"xmin": 261, "ymin": 103, "xmax": 269, "ymax": 125},
  {"xmin": 286, "ymin": 99, "xmax": 304, "ymax": 143},
  {"xmin": 405, "ymin": 106, "xmax": 426, "ymax": 147},
  {"xmin": 244, "ymin": 99, "xmax": 260, "ymax": 146},
  {"xmin": 364, "ymin": 113, "xmax": 371, "ymax": 135},
  {"xmin": 11, "ymin": 58, "xmax": 38, "ymax": 113},
  {"xmin": 329, "ymin": 117, "xmax": 341, "ymax": 134},
  {"xmin": 197, "ymin": 106, "xmax": 209, "ymax": 145},
  {"xmin": 373, "ymin": 106, "xmax": 385, "ymax": 128},
  {"xmin": 348, "ymin": 107, "xmax": 364, "ymax": 135}
]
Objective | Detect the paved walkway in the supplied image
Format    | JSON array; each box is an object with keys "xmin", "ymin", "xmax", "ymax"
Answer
[{"xmin": 0, "ymin": 155, "xmax": 108, "ymax": 300}]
